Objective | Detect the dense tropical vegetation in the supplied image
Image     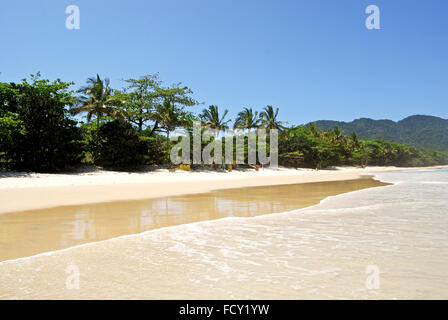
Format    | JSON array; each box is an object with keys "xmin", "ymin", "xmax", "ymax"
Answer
[
  {"xmin": 1, "ymin": 73, "xmax": 447, "ymax": 172},
  {"xmin": 279, "ymin": 125, "xmax": 448, "ymax": 168},
  {"xmin": 313, "ymin": 115, "xmax": 448, "ymax": 152},
  {"xmin": 0, "ymin": 74, "xmax": 83, "ymax": 171}
]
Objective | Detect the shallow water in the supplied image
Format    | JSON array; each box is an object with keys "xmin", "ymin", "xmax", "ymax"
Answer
[
  {"xmin": 0, "ymin": 177, "xmax": 384, "ymax": 262},
  {"xmin": 0, "ymin": 171, "xmax": 447, "ymax": 299}
]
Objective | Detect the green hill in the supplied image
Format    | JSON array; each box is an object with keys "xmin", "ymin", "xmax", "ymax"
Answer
[{"xmin": 311, "ymin": 115, "xmax": 448, "ymax": 151}]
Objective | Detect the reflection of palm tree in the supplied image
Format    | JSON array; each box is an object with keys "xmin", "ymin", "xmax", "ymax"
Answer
[
  {"xmin": 233, "ymin": 107, "xmax": 260, "ymax": 131},
  {"xmin": 71, "ymin": 74, "xmax": 123, "ymax": 131},
  {"xmin": 259, "ymin": 105, "xmax": 286, "ymax": 132}
]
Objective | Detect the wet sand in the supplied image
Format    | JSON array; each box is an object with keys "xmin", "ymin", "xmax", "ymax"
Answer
[
  {"xmin": 2, "ymin": 166, "xmax": 440, "ymax": 214},
  {"xmin": 0, "ymin": 177, "xmax": 387, "ymax": 262},
  {"xmin": 1, "ymin": 170, "xmax": 447, "ymax": 300}
]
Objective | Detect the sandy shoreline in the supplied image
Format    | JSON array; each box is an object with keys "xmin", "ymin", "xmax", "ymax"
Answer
[
  {"xmin": 0, "ymin": 178, "xmax": 387, "ymax": 262},
  {"xmin": 0, "ymin": 166, "xmax": 447, "ymax": 214},
  {"xmin": 0, "ymin": 167, "xmax": 447, "ymax": 299},
  {"xmin": 1, "ymin": 169, "xmax": 447, "ymax": 299}
]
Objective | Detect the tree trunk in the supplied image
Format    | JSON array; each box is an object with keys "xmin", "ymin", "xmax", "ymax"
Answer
[
  {"xmin": 138, "ymin": 118, "xmax": 143, "ymax": 131},
  {"xmin": 138, "ymin": 109, "xmax": 143, "ymax": 131},
  {"xmin": 166, "ymin": 130, "xmax": 170, "ymax": 165},
  {"xmin": 148, "ymin": 121, "xmax": 159, "ymax": 137},
  {"xmin": 96, "ymin": 114, "xmax": 101, "ymax": 141}
]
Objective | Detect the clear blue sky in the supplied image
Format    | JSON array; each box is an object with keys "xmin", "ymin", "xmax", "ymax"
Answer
[{"xmin": 1, "ymin": 0, "xmax": 447, "ymax": 125}]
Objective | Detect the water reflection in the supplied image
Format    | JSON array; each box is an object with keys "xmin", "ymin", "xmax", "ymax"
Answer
[{"xmin": 0, "ymin": 177, "xmax": 387, "ymax": 261}]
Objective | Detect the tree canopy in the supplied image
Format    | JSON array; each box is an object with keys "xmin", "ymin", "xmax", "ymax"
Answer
[{"xmin": 1, "ymin": 72, "xmax": 447, "ymax": 172}]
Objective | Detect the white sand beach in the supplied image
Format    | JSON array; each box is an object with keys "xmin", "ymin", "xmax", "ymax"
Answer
[
  {"xmin": 1, "ymin": 167, "xmax": 447, "ymax": 299},
  {"xmin": 1, "ymin": 166, "xmax": 446, "ymax": 214}
]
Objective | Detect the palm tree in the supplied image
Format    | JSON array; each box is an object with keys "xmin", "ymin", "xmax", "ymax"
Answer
[
  {"xmin": 330, "ymin": 126, "xmax": 345, "ymax": 144},
  {"xmin": 71, "ymin": 74, "xmax": 123, "ymax": 131},
  {"xmin": 153, "ymin": 99, "xmax": 189, "ymax": 162},
  {"xmin": 309, "ymin": 122, "xmax": 320, "ymax": 138},
  {"xmin": 200, "ymin": 105, "xmax": 231, "ymax": 136},
  {"xmin": 233, "ymin": 107, "xmax": 260, "ymax": 131},
  {"xmin": 349, "ymin": 132, "xmax": 361, "ymax": 149},
  {"xmin": 259, "ymin": 105, "xmax": 286, "ymax": 132},
  {"xmin": 155, "ymin": 100, "xmax": 177, "ymax": 141}
]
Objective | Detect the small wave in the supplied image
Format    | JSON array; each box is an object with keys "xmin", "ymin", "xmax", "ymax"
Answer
[
  {"xmin": 0, "ymin": 182, "xmax": 394, "ymax": 265},
  {"xmin": 371, "ymin": 169, "xmax": 448, "ymax": 185},
  {"xmin": 420, "ymin": 181, "xmax": 448, "ymax": 185},
  {"xmin": 2, "ymin": 169, "xmax": 447, "ymax": 299},
  {"xmin": 0, "ymin": 215, "xmax": 249, "ymax": 265},
  {"xmin": 0, "ymin": 172, "xmax": 409, "ymax": 265}
]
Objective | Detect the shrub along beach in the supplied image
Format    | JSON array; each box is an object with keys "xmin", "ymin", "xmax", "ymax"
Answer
[{"xmin": 1, "ymin": 73, "xmax": 447, "ymax": 173}]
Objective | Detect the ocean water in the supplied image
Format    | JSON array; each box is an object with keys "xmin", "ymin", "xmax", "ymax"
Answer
[
  {"xmin": 0, "ymin": 178, "xmax": 384, "ymax": 262},
  {"xmin": 0, "ymin": 170, "xmax": 447, "ymax": 299}
]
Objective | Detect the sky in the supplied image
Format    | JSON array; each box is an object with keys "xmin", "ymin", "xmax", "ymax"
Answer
[{"xmin": 0, "ymin": 0, "xmax": 447, "ymax": 126}]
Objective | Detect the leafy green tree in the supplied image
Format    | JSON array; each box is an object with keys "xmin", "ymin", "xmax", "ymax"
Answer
[
  {"xmin": 121, "ymin": 74, "xmax": 162, "ymax": 132},
  {"xmin": 140, "ymin": 134, "xmax": 166, "ymax": 165},
  {"xmin": 0, "ymin": 83, "xmax": 24, "ymax": 157},
  {"xmin": 0, "ymin": 74, "xmax": 83, "ymax": 172},
  {"xmin": 311, "ymin": 141, "xmax": 334, "ymax": 169},
  {"xmin": 0, "ymin": 112, "xmax": 22, "ymax": 143},
  {"xmin": 0, "ymin": 111, "xmax": 23, "ymax": 167},
  {"xmin": 95, "ymin": 120, "xmax": 148, "ymax": 168},
  {"xmin": 147, "ymin": 82, "xmax": 197, "ymax": 136}
]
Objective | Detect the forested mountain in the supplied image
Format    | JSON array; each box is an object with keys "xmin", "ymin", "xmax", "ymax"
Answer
[{"xmin": 312, "ymin": 115, "xmax": 448, "ymax": 151}]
